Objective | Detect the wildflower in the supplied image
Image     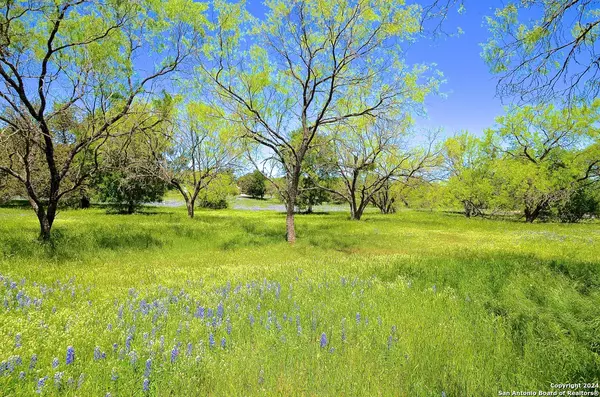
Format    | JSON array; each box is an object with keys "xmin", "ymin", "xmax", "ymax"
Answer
[
  {"xmin": 52, "ymin": 357, "xmax": 59, "ymax": 369},
  {"xmin": 195, "ymin": 306, "xmax": 205, "ymax": 319},
  {"xmin": 387, "ymin": 335, "xmax": 393, "ymax": 350},
  {"xmin": 170, "ymin": 345, "xmax": 179, "ymax": 363},
  {"xmin": 112, "ymin": 343, "xmax": 118, "ymax": 352},
  {"xmin": 30, "ymin": 354, "xmax": 37, "ymax": 369},
  {"xmin": 320, "ymin": 333, "xmax": 327, "ymax": 348},
  {"xmin": 226, "ymin": 319, "xmax": 232, "ymax": 335},
  {"xmin": 217, "ymin": 302, "xmax": 224, "ymax": 318},
  {"xmin": 125, "ymin": 334, "xmax": 133, "ymax": 351},
  {"xmin": 19, "ymin": 371, "xmax": 25, "ymax": 379},
  {"xmin": 297, "ymin": 325, "xmax": 302, "ymax": 335},
  {"xmin": 209, "ymin": 333, "xmax": 215, "ymax": 348},
  {"xmin": 258, "ymin": 368, "xmax": 264, "ymax": 385},
  {"xmin": 159, "ymin": 335, "xmax": 165, "ymax": 350},
  {"xmin": 66, "ymin": 346, "xmax": 75, "ymax": 365},
  {"xmin": 391, "ymin": 325, "xmax": 397, "ymax": 334},
  {"xmin": 143, "ymin": 377, "xmax": 150, "ymax": 392},
  {"xmin": 144, "ymin": 359, "xmax": 152, "ymax": 377},
  {"xmin": 221, "ymin": 337, "xmax": 226, "ymax": 349},
  {"xmin": 129, "ymin": 350, "xmax": 138, "ymax": 366},
  {"xmin": 54, "ymin": 371, "xmax": 63, "ymax": 389},
  {"xmin": 15, "ymin": 333, "xmax": 21, "ymax": 348},
  {"xmin": 356, "ymin": 312, "xmax": 361, "ymax": 324},
  {"xmin": 249, "ymin": 314, "xmax": 255, "ymax": 326},
  {"xmin": 329, "ymin": 347, "xmax": 335, "ymax": 354},
  {"xmin": 94, "ymin": 346, "xmax": 102, "ymax": 361},
  {"xmin": 186, "ymin": 342, "xmax": 193, "ymax": 356},
  {"xmin": 110, "ymin": 368, "xmax": 118, "ymax": 381},
  {"xmin": 36, "ymin": 376, "xmax": 48, "ymax": 394}
]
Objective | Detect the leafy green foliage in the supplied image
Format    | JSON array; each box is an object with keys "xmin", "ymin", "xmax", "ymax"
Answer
[{"xmin": 238, "ymin": 171, "xmax": 267, "ymax": 199}]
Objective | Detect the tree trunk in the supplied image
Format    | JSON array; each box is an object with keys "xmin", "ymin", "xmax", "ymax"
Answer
[
  {"xmin": 524, "ymin": 205, "xmax": 541, "ymax": 223},
  {"xmin": 285, "ymin": 167, "xmax": 301, "ymax": 243},
  {"xmin": 186, "ymin": 199, "xmax": 195, "ymax": 218},
  {"xmin": 36, "ymin": 201, "xmax": 57, "ymax": 241},
  {"xmin": 127, "ymin": 202, "xmax": 135, "ymax": 214}
]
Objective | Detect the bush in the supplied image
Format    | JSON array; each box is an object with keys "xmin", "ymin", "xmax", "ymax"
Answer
[
  {"xmin": 555, "ymin": 187, "xmax": 599, "ymax": 223},
  {"xmin": 238, "ymin": 170, "xmax": 267, "ymax": 198}
]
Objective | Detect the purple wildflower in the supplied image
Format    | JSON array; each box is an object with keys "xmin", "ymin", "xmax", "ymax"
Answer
[
  {"xmin": 170, "ymin": 345, "xmax": 179, "ymax": 363},
  {"xmin": 125, "ymin": 334, "xmax": 133, "ymax": 351},
  {"xmin": 186, "ymin": 342, "xmax": 193, "ymax": 356},
  {"xmin": 15, "ymin": 333, "xmax": 21, "ymax": 348},
  {"xmin": 19, "ymin": 371, "xmax": 25, "ymax": 379},
  {"xmin": 217, "ymin": 302, "xmax": 224, "ymax": 318},
  {"xmin": 221, "ymin": 337, "xmax": 226, "ymax": 349},
  {"xmin": 195, "ymin": 306, "xmax": 205, "ymax": 319},
  {"xmin": 54, "ymin": 371, "xmax": 63, "ymax": 389},
  {"xmin": 52, "ymin": 357, "xmax": 59, "ymax": 369},
  {"xmin": 94, "ymin": 346, "xmax": 102, "ymax": 360},
  {"xmin": 129, "ymin": 350, "xmax": 138, "ymax": 366},
  {"xmin": 111, "ymin": 368, "xmax": 118, "ymax": 381},
  {"xmin": 36, "ymin": 376, "xmax": 48, "ymax": 394},
  {"xmin": 66, "ymin": 346, "xmax": 75, "ymax": 365},
  {"xmin": 356, "ymin": 312, "xmax": 361, "ymax": 324},
  {"xmin": 249, "ymin": 314, "xmax": 255, "ymax": 326},
  {"xmin": 144, "ymin": 359, "xmax": 152, "ymax": 377},
  {"xmin": 387, "ymin": 335, "xmax": 393, "ymax": 350},
  {"xmin": 320, "ymin": 332, "xmax": 327, "ymax": 348},
  {"xmin": 209, "ymin": 333, "xmax": 215, "ymax": 348},
  {"xmin": 143, "ymin": 377, "xmax": 150, "ymax": 392},
  {"xmin": 29, "ymin": 354, "xmax": 37, "ymax": 369}
]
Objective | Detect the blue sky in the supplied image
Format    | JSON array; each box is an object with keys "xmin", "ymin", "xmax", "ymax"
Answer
[{"xmin": 242, "ymin": 0, "xmax": 510, "ymax": 138}]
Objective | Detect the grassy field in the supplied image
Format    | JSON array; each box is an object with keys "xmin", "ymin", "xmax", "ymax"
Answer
[{"xmin": 0, "ymin": 202, "xmax": 598, "ymax": 396}]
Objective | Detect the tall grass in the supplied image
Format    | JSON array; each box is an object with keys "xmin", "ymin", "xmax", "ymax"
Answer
[{"xmin": 0, "ymin": 206, "xmax": 598, "ymax": 395}]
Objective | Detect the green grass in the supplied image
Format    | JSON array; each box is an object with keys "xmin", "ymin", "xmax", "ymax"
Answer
[{"xmin": 0, "ymin": 205, "xmax": 598, "ymax": 396}]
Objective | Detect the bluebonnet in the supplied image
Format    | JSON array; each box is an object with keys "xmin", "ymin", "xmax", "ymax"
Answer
[
  {"xmin": 356, "ymin": 312, "xmax": 361, "ymax": 324},
  {"xmin": 19, "ymin": 371, "xmax": 25, "ymax": 379},
  {"xmin": 144, "ymin": 359, "xmax": 152, "ymax": 377},
  {"xmin": 52, "ymin": 357, "xmax": 59, "ymax": 369},
  {"xmin": 209, "ymin": 333, "xmax": 215, "ymax": 348},
  {"xmin": 221, "ymin": 337, "xmax": 226, "ymax": 348},
  {"xmin": 195, "ymin": 306, "xmax": 205, "ymax": 319},
  {"xmin": 36, "ymin": 376, "xmax": 48, "ymax": 394},
  {"xmin": 187, "ymin": 342, "xmax": 193, "ymax": 356},
  {"xmin": 207, "ymin": 308, "xmax": 214, "ymax": 318},
  {"xmin": 249, "ymin": 314, "xmax": 255, "ymax": 326},
  {"xmin": 143, "ymin": 377, "xmax": 150, "ymax": 392},
  {"xmin": 29, "ymin": 354, "xmax": 37, "ymax": 369},
  {"xmin": 227, "ymin": 319, "xmax": 232, "ymax": 335},
  {"xmin": 94, "ymin": 347, "xmax": 102, "ymax": 361},
  {"xmin": 391, "ymin": 325, "xmax": 397, "ymax": 335},
  {"xmin": 54, "ymin": 371, "xmax": 63, "ymax": 389},
  {"xmin": 387, "ymin": 335, "xmax": 393, "ymax": 350},
  {"xmin": 170, "ymin": 345, "xmax": 179, "ymax": 363},
  {"xmin": 217, "ymin": 302, "xmax": 224, "ymax": 318},
  {"xmin": 320, "ymin": 333, "xmax": 327, "ymax": 348},
  {"xmin": 297, "ymin": 324, "xmax": 302, "ymax": 335},
  {"xmin": 107, "ymin": 323, "xmax": 112, "ymax": 331},
  {"xmin": 111, "ymin": 368, "xmax": 118, "ymax": 381},
  {"xmin": 15, "ymin": 333, "xmax": 21, "ymax": 348},
  {"xmin": 129, "ymin": 350, "xmax": 138, "ymax": 366},
  {"xmin": 329, "ymin": 347, "xmax": 335, "ymax": 354},
  {"xmin": 112, "ymin": 343, "xmax": 118, "ymax": 352},
  {"xmin": 159, "ymin": 335, "xmax": 165, "ymax": 350},
  {"xmin": 258, "ymin": 368, "xmax": 264, "ymax": 385},
  {"xmin": 14, "ymin": 355, "xmax": 22, "ymax": 366},
  {"xmin": 66, "ymin": 346, "xmax": 75, "ymax": 365},
  {"xmin": 125, "ymin": 334, "xmax": 133, "ymax": 351}
]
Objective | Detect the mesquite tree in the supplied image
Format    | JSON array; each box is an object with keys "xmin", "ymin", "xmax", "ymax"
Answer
[
  {"xmin": 0, "ymin": 0, "xmax": 206, "ymax": 239},
  {"xmin": 202, "ymin": 0, "xmax": 441, "ymax": 242},
  {"xmin": 319, "ymin": 119, "xmax": 439, "ymax": 220},
  {"xmin": 146, "ymin": 102, "xmax": 242, "ymax": 218},
  {"xmin": 483, "ymin": 0, "xmax": 600, "ymax": 103}
]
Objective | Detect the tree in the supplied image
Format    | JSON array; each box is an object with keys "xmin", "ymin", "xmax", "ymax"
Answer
[
  {"xmin": 148, "ymin": 102, "xmax": 241, "ymax": 218},
  {"xmin": 197, "ymin": 171, "xmax": 238, "ymax": 209},
  {"xmin": 238, "ymin": 170, "xmax": 267, "ymax": 199},
  {"xmin": 483, "ymin": 0, "xmax": 600, "ymax": 103},
  {"xmin": 202, "ymin": 0, "xmax": 441, "ymax": 242},
  {"xmin": 0, "ymin": 0, "xmax": 206, "ymax": 239},
  {"xmin": 443, "ymin": 132, "xmax": 498, "ymax": 217},
  {"xmin": 487, "ymin": 101, "xmax": 600, "ymax": 222},
  {"xmin": 319, "ymin": 119, "xmax": 439, "ymax": 220}
]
